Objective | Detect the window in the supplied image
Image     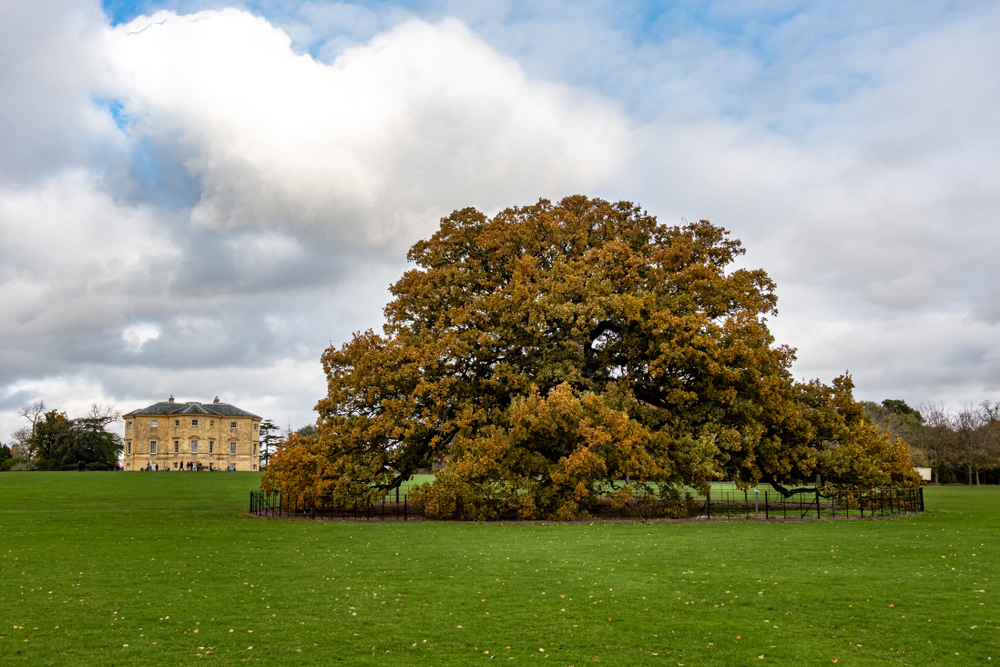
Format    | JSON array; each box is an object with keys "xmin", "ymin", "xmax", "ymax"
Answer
[
  {"xmin": 230, "ymin": 421, "xmax": 237, "ymax": 429},
  {"xmin": 127, "ymin": 421, "xmax": 132, "ymax": 429},
  {"xmin": 253, "ymin": 445, "xmax": 258, "ymax": 456},
  {"xmin": 149, "ymin": 441, "xmax": 157, "ymax": 454},
  {"xmin": 230, "ymin": 442, "xmax": 237, "ymax": 455},
  {"xmin": 126, "ymin": 442, "xmax": 131, "ymax": 455},
  {"xmin": 191, "ymin": 440, "xmax": 198, "ymax": 454},
  {"xmin": 151, "ymin": 420, "xmax": 158, "ymax": 428},
  {"xmin": 210, "ymin": 420, "xmax": 214, "ymax": 427},
  {"xmin": 191, "ymin": 419, "xmax": 199, "ymax": 427},
  {"xmin": 173, "ymin": 462, "xmax": 178, "ymax": 469},
  {"xmin": 174, "ymin": 419, "xmax": 180, "ymax": 427},
  {"xmin": 173, "ymin": 441, "xmax": 179, "ymax": 453},
  {"xmin": 209, "ymin": 442, "xmax": 214, "ymax": 454},
  {"xmin": 254, "ymin": 423, "xmax": 258, "ymax": 431},
  {"xmin": 253, "ymin": 464, "xmax": 257, "ymax": 471}
]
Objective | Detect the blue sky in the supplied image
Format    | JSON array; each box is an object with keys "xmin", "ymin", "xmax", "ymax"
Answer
[{"xmin": 1, "ymin": 0, "xmax": 999, "ymax": 437}]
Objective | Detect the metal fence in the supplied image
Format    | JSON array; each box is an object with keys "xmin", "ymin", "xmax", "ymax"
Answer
[{"xmin": 249, "ymin": 486, "xmax": 924, "ymax": 522}]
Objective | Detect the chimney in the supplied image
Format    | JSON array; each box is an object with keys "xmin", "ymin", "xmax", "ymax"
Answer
[
  {"xmin": 213, "ymin": 396, "xmax": 220, "ymax": 403},
  {"xmin": 168, "ymin": 395, "xmax": 174, "ymax": 403}
]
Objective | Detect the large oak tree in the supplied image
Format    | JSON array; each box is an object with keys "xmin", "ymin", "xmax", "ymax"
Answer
[{"xmin": 264, "ymin": 196, "xmax": 917, "ymax": 518}]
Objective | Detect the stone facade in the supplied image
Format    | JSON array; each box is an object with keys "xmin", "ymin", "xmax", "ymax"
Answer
[{"xmin": 123, "ymin": 396, "xmax": 261, "ymax": 472}]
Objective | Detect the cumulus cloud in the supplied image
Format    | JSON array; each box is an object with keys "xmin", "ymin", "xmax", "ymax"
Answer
[{"xmin": 104, "ymin": 10, "xmax": 628, "ymax": 249}]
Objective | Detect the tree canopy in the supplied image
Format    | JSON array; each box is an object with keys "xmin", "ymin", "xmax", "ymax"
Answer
[
  {"xmin": 263, "ymin": 196, "xmax": 918, "ymax": 518},
  {"xmin": 25, "ymin": 405, "xmax": 123, "ymax": 469},
  {"xmin": 890, "ymin": 401, "xmax": 1000, "ymax": 485}
]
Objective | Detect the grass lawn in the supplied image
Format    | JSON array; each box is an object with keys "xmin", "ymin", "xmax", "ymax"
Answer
[{"xmin": 0, "ymin": 473, "xmax": 996, "ymax": 666}]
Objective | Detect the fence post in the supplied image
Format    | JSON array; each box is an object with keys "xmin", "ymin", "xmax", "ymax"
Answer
[
  {"xmin": 404, "ymin": 494, "xmax": 408, "ymax": 522},
  {"xmin": 816, "ymin": 489, "xmax": 821, "ymax": 519},
  {"xmin": 919, "ymin": 487, "xmax": 924, "ymax": 512},
  {"xmin": 706, "ymin": 490, "xmax": 710, "ymax": 520},
  {"xmin": 764, "ymin": 491, "xmax": 769, "ymax": 520}
]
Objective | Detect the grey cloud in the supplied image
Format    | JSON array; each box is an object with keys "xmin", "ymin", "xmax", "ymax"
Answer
[{"xmin": 0, "ymin": 0, "xmax": 121, "ymax": 181}]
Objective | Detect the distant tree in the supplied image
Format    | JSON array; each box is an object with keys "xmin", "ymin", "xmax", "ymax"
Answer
[
  {"xmin": 258, "ymin": 419, "xmax": 281, "ymax": 467},
  {"xmin": 864, "ymin": 399, "xmax": 926, "ymax": 468},
  {"xmin": 17, "ymin": 401, "xmax": 45, "ymax": 436},
  {"xmin": 28, "ymin": 405, "xmax": 123, "ymax": 468},
  {"xmin": 297, "ymin": 425, "xmax": 317, "ymax": 438},
  {"xmin": 915, "ymin": 403, "xmax": 958, "ymax": 484},
  {"xmin": 881, "ymin": 399, "xmax": 924, "ymax": 424},
  {"xmin": 913, "ymin": 402, "xmax": 1000, "ymax": 485},
  {"xmin": 265, "ymin": 196, "xmax": 919, "ymax": 518},
  {"xmin": 29, "ymin": 411, "xmax": 73, "ymax": 462},
  {"xmin": 950, "ymin": 403, "xmax": 1000, "ymax": 486},
  {"xmin": 8, "ymin": 426, "xmax": 32, "ymax": 460},
  {"xmin": 0, "ymin": 443, "xmax": 11, "ymax": 465}
]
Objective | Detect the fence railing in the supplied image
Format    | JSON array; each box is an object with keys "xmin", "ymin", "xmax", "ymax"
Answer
[{"xmin": 249, "ymin": 486, "xmax": 924, "ymax": 522}]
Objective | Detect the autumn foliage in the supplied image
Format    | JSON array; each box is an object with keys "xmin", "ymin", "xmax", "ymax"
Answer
[{"xmin": 262, "ymin": 196, "xmax": 918, "ymax": 518}]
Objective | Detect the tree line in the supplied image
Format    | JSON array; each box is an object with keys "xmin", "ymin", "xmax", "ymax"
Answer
[
  {"xmin": 1, "ymin": 401, "xmax": 123, "ymax": 471},
  {"xmin": 865, "ymin": 399, "xmax": 1000, "ymax": 485}
]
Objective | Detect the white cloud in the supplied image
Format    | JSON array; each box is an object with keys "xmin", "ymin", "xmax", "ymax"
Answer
[
  {"xmin": 122, "ymin": 323, "xmax": 162, "ymax": 351},
  {"xmin": 105, "ymin": 10, "xmax": 629, "ymax": 249}
]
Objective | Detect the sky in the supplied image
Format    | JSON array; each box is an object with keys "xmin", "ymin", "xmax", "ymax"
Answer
[{"xmin": 2, "ymin": 0, "xmax": 999, "ymax": 440}]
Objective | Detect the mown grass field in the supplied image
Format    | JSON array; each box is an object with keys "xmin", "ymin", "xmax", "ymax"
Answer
[{"xmin": 0, "ymin": 473, "xmax": 996, "ymax": 666}]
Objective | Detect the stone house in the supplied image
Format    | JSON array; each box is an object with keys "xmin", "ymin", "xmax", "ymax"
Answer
[{"xmin": 123, "ymin": 396, "xmax": 261, "ymax": 471}]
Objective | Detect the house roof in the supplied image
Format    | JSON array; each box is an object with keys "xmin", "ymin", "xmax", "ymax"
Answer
[{"xmin": 124, "ymin": 399, "xmax": 260, "ymax": 419}]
